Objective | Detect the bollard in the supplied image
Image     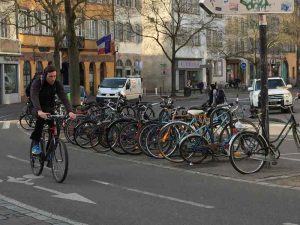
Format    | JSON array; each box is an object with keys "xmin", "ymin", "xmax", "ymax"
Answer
[{"xmin": 155, "ymin": 88, "xmax": 158, "ymax": 95}]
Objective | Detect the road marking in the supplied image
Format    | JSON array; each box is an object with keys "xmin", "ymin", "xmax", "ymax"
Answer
[
  {"xmin": 92, "ymin": 180, "xmax": 214, "ymax": 209},
  {"xmin": 280, "ymin": 157, "xmax": 300, "ymax": 162},
  {"xmin": 0, "ymin": 193, "xmax": 88, "ymax": 225},
  {"xmin": 0, "ymin": 113, "xmax": 13, "ymax": 119},
  {"xmin": 283, "ymin": 223, "xmax": 299, "ymax": 225},
  {"xmin": 34, "ymin": 186, "xmax": 96, "ymax": 204},
  {"xmin": 2, "ymin": 121, "xmax": 10, "ymax": 129},
  {"xmin": 281, "ymin": 153, "xmax": 300, "ymax": 156},
  {"xmin": 7, "ymin": 155, "xmax": 51, "ymax": 170}
]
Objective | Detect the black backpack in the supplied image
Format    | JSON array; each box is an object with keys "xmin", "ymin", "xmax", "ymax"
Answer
[
  {"xmin": 216, "ymin": 89, "xmax": 226, "ymax": 104},
  {"xmin": 25, "ymin": 73, "xmax": 44, "ymax": 98}
]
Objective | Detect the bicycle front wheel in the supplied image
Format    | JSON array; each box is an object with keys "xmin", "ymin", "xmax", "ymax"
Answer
[
  {"xmin": 229, "ymin": 131, "xmax": 267, "ymax": 174},
  {"xmin": 51, "ymin": 139, "xmax": 68, "ymax": 183},
  {"xmin": 292, "ymin": 124, "xmax": 300, "ymax": 152},
  {"xmin": 29, "ymin": 141, "xmax": 44, "ymax": 176}
]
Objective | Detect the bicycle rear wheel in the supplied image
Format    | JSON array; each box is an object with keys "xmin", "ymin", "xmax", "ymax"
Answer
[
  {"xmin": 179, "ymin": 134, "xmax": 209, "ymax": 164},
  {"xmin": 51, "ymin": 139, "xmax": 68, "ymax": 183},
  {"xmin": 293, "ymin": 124, "xmax": 300, "ymax": 152},
  {"xmin": 29, "ymin": 141, "xmax": 44, "ymax": 176},
  {"xmin": 20, "ymin": 114, "xmax": 36, "ymax": 130},
  {"xmin": 229, "ymin": 131, "xmax": 267, "ymax": 174}
]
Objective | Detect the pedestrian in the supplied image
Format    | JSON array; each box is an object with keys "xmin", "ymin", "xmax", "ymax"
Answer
[
  {"xmin": 197, "ymin": 80, "xmax": 204, "ymax": 94},
  {"xmin": 186, "ymin": 79, "xmax": 192, "ymax": 88}
]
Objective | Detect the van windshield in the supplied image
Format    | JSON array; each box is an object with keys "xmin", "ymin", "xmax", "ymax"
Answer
[
  {"xmin": 255, "ymin": 79, "xmax": 285, "ymax": 90},
  {"xmin": 100, "ymin": 79, "xmax": 126, "ymax": 88}
]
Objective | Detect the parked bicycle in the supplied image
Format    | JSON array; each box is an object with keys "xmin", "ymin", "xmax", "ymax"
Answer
[{"xmin": 229, "ymin": 94, "xmax": 300, "ymax": 174}]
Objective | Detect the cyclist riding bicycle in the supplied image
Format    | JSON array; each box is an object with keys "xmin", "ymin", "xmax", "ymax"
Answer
[{"xmin": 30, "ymin": 65, "xmax": 76, "ymax": 156}]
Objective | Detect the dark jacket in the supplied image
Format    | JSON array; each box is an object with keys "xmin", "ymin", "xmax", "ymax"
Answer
[{"xmin": 30, "ymin": 78, "xmax": 72, "ymax": 114}]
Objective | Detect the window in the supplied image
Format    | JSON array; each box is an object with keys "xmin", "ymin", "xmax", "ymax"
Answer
[
  {"xmin": 36, "ymin": 61, "xmax": 43, "ymax": 73},
  {"xmin": 75, "ymin": 19, "xmax": 84, "ymax": 36},
  {"xmin": 23, "ymin": 61, "xmax": 31, "ymax": 91},
  {"xmin": 125, "ymin": 0, "xmax": 131, "ymax": 7},
  {"xmin": 89, "ymin": 63, "xmax": 95, "ymax": 95},
  {"xmin": 0, "ymin": 17, "xmax": 8, "ymax": 38},
  {"xmin": 135, "ymin": 24, "xmax": 142, "ymax": 43},
  {"xmin": 124, "ymin": 23, "xmax": 133, "ymax": 42},
  {"xmin": 116, "ymin": 22, "xmax": 123, "ymax": 41},
  {"xmin": 98, "ymin": 20, "xmax": 109, "ymax": 39},
  {"xmin": 193, "ymin": 32, "xmax": 200, "ymax": 46},
  {"xmin": 4, "ymin": 64, "xmax": 18, "ymax": 94},
  {"xmin": 116, "ymin": 59, "xmax": 123, "ymax": 77},
  {"xmin": 85, "ymin": 20, "xmax": 97, "ymax": 39},
  {"xmin": 41, "ymin": 12, "xmax": 52, "ymax": 35},
  {"xmin": 33, "ymin": 11, "xmax": 42, "ymax": 34}
]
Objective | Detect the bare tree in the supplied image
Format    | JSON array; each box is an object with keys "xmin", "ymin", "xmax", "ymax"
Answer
[
  {"xmin": 64, "ymin": 0, "xmax": 87, "ymax": 106},
  {"xmin": 210, "ymin": 15, "xmax": 297, "ymax": 79},
  {"xmin": 125, "ymin": 0, "xmax": 216, "ymax": 96}
]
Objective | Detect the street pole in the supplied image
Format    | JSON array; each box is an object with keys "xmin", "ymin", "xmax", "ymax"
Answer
[{"xmin": 259, "ymin": 14, "xmax": 269, "ymax": 140}]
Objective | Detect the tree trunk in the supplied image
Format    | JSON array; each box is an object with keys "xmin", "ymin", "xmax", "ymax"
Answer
[{"xmin": 64, "ymin": 0, "xmax": 80, "ymax": 106}]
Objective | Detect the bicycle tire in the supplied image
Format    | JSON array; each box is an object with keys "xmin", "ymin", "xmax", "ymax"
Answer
[
  {"xmin": 292, "ymin": 124, "xmax": 300, "ymax": 152},
  {"xmin": 64, "ymin": 115, "xmax": 86, "ymax": 145},
  {"xmin": 51, "ymin": 139, "xmax": 68, "ymax": 183},
  {"xmin": 143, "ymin": 107, "xmax": 156, "ymax": 121},
  {"xmin": 229, "ymin": 131, "xmax": 267, "ymax": 174},
  {"xmin": 106, "ymin": 118, "xmax": 135, "ymax": 155},
  {"xmin": 20, "ymin": 114, "xmax": 36, "ymax": 130},
  {"xmin": 138, "ymin": 121, "xmax": 160, "ymax": 157},
  {"xmin": 119, "ymin": 122, "xmax": 142, "ymax": 155},
  {"xmin": 29, "ymin": 141, "xmax": 44, "ymax": 176},
  {"xmin": 74, "ymin": 120, "xmax": 97, "ymax": 148},
  {"xmin": 121, "ymin": 105, "xmax": 136, "ymax": 118},
  {"xmin": 90, "ymin": 121, "xmax": 110, "ymax": 152},
  {"xmin": 157, "ymin": 121, "xmax": 195, "ymax": 163},
  {"xmin": 179, "ymin": 134, "xmax": 209, "ymax": 164}
]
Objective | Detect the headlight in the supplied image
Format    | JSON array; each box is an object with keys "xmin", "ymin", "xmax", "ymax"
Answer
[{"xmin": 284, "ymin": 93, "xmax": 292, "ymax": 98}]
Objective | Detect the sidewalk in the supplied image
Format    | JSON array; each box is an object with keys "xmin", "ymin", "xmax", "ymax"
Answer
[{"xmin": 0, "ymin": 194, "xmax": 86, "ymax": 225}]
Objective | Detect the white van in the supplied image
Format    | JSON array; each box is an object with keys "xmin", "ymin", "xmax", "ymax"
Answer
[{"xmin": 96, "ymin": 76, "xmax": 143, "ymax": 102}]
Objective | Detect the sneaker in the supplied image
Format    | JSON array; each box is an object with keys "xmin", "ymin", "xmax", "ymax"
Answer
[{"xmin": 31, "ymin": 144, "xmax": 42, "ymax": 155}]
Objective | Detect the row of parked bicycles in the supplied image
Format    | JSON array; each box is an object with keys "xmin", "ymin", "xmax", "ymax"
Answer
[{"xmin": 19, "ymin": 93, "xmax": 300, "ymax": 175}]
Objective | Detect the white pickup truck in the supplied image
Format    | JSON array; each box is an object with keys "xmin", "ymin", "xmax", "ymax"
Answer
[{"xmin": 248, "ymin": 77, "xmax": 293, "ymax": 112}]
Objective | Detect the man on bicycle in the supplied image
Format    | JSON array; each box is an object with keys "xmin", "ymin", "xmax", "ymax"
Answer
[{"xmin": 30, "ymin": 65, "xmax": 76, "ymax": 155}]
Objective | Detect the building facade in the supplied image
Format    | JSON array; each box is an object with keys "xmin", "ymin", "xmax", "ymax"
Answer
[{"xmin": 0, "ymin": 2, "xmax": 21, "ymax": 104}]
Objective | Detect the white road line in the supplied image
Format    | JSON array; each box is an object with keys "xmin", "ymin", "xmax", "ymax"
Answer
[
  {"xmin": 7, "ymin": 155, "xmax": 29, "ymax": 163},
  {"xmin": 67, "ymin": 146, "xmax": 300, "ymax": 191},
  {"xmin": 2, "ymin": 121, "xmax": 10, "ymax": 129},
  {"xmin": 0, "ymin": 194, "xmax": 88, "ymax": 225},
  {"xmin": 280, "ymin": 153, "xmax": 300, "ymax": 156},
  {"xmin": 92, "ymin": 180, "xmax": 214, "ymax": 209},
  {"xmin": 280, "ymin": 157, "xmax": 300, "ymax": 162},
  {"xmin": 283, "ymin": 223, "xmax": 299, "ymax": 225},
  {"xmin": 7, "ymin": 155, "xmax": 50, "ymax": 170}
]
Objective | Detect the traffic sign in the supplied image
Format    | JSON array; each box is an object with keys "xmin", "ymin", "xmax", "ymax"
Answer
[
  {"xmin": 240, "ymin": 62, "xmax": 246, "ymax": 70},
  {"xmin": 199, "ymin": 0, "xmax": 294, "ymax": 15}
]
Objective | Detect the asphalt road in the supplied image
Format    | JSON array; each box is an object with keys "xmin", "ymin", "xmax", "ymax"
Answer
[{"xmin": 1, "ymin": 90, "xmax": 300, "ymax": 225}]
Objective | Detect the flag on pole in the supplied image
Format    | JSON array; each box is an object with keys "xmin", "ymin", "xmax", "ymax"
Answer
[{"xmin": 96, "ymin": 34, "xmax": 113, "ymax": 55}]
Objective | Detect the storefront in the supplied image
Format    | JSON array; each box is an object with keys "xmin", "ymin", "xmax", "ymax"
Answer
[
  {"xmin": 176, "ymin": 59, "xmax": 204, "ymax": 90},
  {"xmin": 0, "ymin": 55, "xmax": 21, "ymax": 104}
]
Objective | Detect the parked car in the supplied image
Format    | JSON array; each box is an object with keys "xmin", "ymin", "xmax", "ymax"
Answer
[
  {"xmin": 248, "ymin": 77, "xmax": 293, "ymax": 113},
  {"xmin": 63, "ymin": 85, "xmax": 87, "ymax": 105}
]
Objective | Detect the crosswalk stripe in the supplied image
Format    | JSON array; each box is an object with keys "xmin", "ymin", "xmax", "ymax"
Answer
[{"xmin": 2, "ymin": 121, "xmax": 10, "ymax": 129}]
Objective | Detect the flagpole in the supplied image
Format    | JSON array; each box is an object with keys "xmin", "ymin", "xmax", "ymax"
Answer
[{"xmin": 113, "ymin": 0, "xmax": 116, "ymax": 77}]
